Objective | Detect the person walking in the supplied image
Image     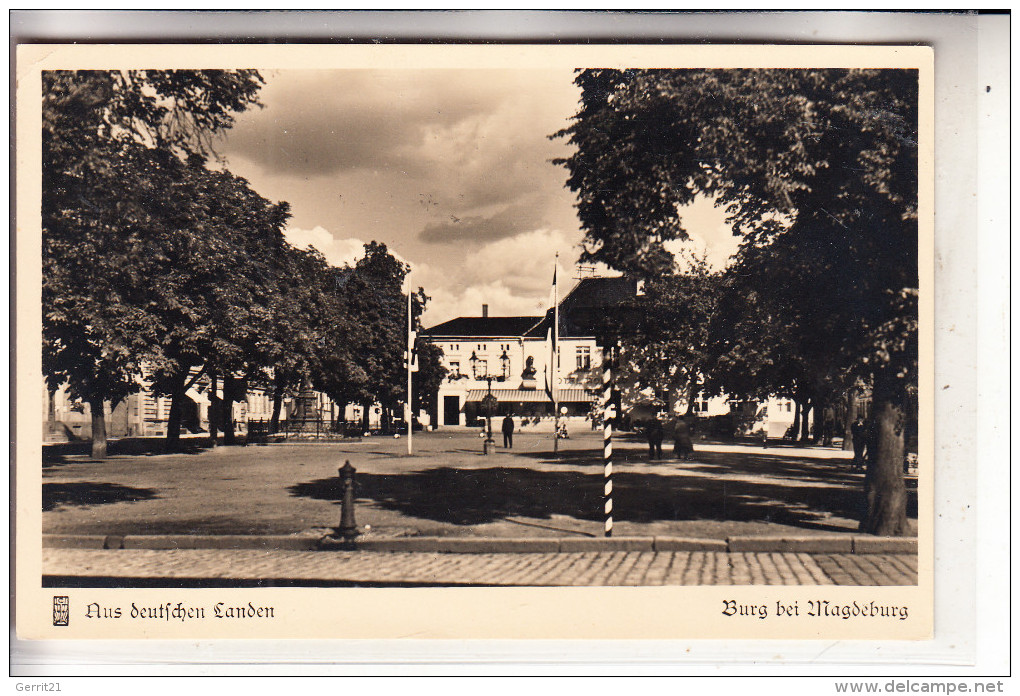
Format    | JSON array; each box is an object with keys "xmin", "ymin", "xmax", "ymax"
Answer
[
  {"xmin": 673, "ymin": 416, "xmax": 695, "ymax": 460},
  {"xmin": 646, "ymin": 415, "xmax": 664, "ymax": 460},
  {"xmin": 850, "ymin": 417, "xmax": 867, "ymax": 470},
  {"xmin": 501, "ymin": 413, "xmax": 515, "ymax": 449}
]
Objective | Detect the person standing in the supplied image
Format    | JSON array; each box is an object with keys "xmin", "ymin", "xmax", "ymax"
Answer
[
  {"xmin": 647, "ymin": 415, "xmax": 664, "ymax": 460},
  {"xmin": 673, "ymin": 416, "xmax": 694, "ymax": 460},
  {"xmin": 851, "ymin": 417, "xmax": 867, "ymax": 470},
  {"xmin": 501, "ymin": 413, "xmax": 515, "ymax": 449}
]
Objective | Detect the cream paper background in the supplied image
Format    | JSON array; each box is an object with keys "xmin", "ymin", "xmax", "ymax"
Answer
[{"xmin": 15, "ymin": 42, "xmax": 934, "ymax": 641}]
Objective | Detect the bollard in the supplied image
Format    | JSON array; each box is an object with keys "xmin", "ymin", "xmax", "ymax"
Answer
[{"xmin": 337, "ymin": 460, "xmax": 359, "ymax": 548}]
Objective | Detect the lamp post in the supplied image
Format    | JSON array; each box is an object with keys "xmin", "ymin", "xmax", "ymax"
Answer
[
  {"xmin": 471, "ymin": 351, "xmax": 497, "ymax": 455},
  {"xmin": 499, "ymin": 349, "xmax": 510, "ymax": 380}
]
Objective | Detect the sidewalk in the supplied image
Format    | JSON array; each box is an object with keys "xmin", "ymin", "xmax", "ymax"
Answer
[{"xmin": 42, "ymin": 547, "xmax": 919, "ymax": 587}]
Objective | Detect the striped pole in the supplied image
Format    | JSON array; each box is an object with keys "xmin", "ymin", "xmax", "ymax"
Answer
[{"xmin": 602, "ymin": 347, "xmax": 614, "ymax": 537}]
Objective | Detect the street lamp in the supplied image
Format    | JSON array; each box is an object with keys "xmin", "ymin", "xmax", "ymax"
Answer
[
  {"xmin": 470, "ymin": 351, "xmax": 497, "ymax": 455},
  {"xmin": 499, "ymin": 350, "xmax": 510, "ymax": 380}
]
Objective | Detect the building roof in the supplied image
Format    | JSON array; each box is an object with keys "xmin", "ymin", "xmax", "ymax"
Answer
[
  {"xmin": 426, "ymin": 316, "xmax": 542, "ymax": 338},
  {"xmin": 426, "ymin": 276, "xmax": 638, "ymax": 340},
  {"xmin": 524, "ymin": 276, "xmax": 639, "ymax": 339},
  {"xmin": 562, "ymin": 276, "xmax": 639, "ymax": 310}
]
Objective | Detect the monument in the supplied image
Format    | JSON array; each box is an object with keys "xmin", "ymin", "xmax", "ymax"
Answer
[
  {"xmin": 521, "ymin": 356, "xmax": 538, "ymax": 390},
  {"xmin": 287, "ymin": 379, "xmax": 324, "ymax": 436}
]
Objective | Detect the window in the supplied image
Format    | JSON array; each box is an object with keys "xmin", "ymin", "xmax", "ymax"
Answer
[
  {"xmin": 449, "ymin": 361, "xmax": 460, "ymax": 377},
  {"xmin": 576, "ymin": 346, "xmax": 591, "ymax": 371},
  {"xmin": 701, "ymin": 400, "xmax": 709, "ymax": 412}
]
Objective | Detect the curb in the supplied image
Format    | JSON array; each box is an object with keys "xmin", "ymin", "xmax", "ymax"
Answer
[{"xmin": 42, "ymin": 533, "xmax": 918, "ymax": 555}]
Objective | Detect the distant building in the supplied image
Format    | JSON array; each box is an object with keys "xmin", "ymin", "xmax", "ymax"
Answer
[
  {"xmin": 43, "ymin": 374, "xmax": 340, "ymax": 442},
  {"xmin": 423, "ymin": 277, "xmax": 639, "ymax": 429}
]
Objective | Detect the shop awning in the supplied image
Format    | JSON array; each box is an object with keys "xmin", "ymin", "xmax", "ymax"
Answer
[{"xmin": 464, "ymin": 388, "xmax": 594, "ymax": 404}]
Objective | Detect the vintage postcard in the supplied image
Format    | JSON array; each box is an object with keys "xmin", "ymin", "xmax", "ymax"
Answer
[{"xmin": 15, "ymin": 42, "xmax": 934, "ymax": 641}]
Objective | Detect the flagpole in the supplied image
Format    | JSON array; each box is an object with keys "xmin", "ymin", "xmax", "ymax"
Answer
[
  {"xmin": 552, "ymin": 254, "xmax": 559, "ymax": 455},
  {"xmin": 407, "ymin": 276, "xmax": 413, "ymax": 457}
]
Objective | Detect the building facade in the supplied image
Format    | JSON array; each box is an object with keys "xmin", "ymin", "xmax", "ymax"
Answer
[
  {"xmin": 43, "ymin": 376, "xmax": 340, "ymax": 442},
  {"xmin": 424, "ymin": 277, "xmax": 638, "ymax": 430}
]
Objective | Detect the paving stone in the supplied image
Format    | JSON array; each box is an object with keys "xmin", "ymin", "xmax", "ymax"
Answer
[{"xmin": 41, "ymin": 549, "xmax": 917, "ymax": 586}]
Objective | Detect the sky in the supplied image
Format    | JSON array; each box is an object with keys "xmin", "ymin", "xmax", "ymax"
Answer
[{"xmin": 219, "ymin": 69, "xmax": 741, "ymax": 326}]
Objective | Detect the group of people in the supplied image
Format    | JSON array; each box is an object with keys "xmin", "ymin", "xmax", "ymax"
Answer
[
  {"xmin": 497, "ymin": 414, "xmax": 567, "ymax": 449},
  {"xmin": 497, "ymin": 411, "xmax": 696, "ymax": 460},
  {"xmin": 644, "ymin": 415, "xmax": 695, "ymax": 461}
]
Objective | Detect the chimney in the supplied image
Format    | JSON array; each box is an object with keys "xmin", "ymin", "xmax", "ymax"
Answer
[{"xmin": 482, "ymin": 304, "xmax": 489, "ymax": 318}]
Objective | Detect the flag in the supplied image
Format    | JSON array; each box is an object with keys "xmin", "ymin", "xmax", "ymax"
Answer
[{"xmin": 546, "ymin": 256, "xmax": 559, "ymax": 404}]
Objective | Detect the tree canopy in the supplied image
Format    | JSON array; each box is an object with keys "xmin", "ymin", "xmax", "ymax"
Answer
[
  {"xmin": 555, "ymin": 68, "xmax": 919, "ymax": 534},
  {"xmin": 42, "ymin": 70, "xmax": 441, "ymax": 454}
]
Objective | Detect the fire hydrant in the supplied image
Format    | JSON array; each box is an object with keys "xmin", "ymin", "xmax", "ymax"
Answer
[{"xmin": 337, "ymin": 460, "xmax": 359, "ymax": 548}]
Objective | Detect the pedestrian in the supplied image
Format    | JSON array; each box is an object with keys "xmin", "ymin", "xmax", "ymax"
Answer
[
  {"xmin": 851, "ymin": 417, "xmax": 867, "ymax": 469},
  {"xmin": 673, "ymin": 416, "xmax": 695, "ymax": 460},
  {"xmin": 646, "ymin": 415, "xmax": 664, "ymax": 460},
  {"xmin": 501, "ymin": 413, "xmax": 515, "ymax": 449}
]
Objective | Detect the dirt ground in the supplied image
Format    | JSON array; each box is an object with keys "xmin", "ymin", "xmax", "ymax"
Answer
[{"xmin": 40, "ymin": 429, "xmax": 918, "ymax": 539}]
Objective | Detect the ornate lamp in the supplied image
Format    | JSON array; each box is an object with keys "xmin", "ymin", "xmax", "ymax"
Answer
[{"xmin": 499, "ymin": 350, "xmax": 510, "ymax": 381}]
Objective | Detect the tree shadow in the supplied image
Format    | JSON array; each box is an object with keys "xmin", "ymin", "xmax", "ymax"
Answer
[
  {"xmin": 517, "ymin": 446, "xmax": 862, "ymax": 480},
  {"xmin": 288, "ymin": 466, "xmax": 916, "ymax": 530},
  {"xmin": 44, "ymin": 438, "xmax": 220, "ymax": 466},
  {"xmin": 43, "ymin": 482, "xmax": 160, "ymax": 512}
]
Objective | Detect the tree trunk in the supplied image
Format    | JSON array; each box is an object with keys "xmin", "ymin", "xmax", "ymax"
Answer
[
  {"xmin": 791, "ymin": 400, "xmax": 801, "ymax": 440},
  {"xmin": 361, "ymin": 401, "xmax": 371, "ymax": 433},
  {"xmin": 270, "ymin": 379, "xmax": 284, "ymax": 434},
  {"xmin": 814, "ymin": 396, "xmax": 828, "ymax": 445},
  {"xmin": 222, "ymin": 375, "xmax": 236, "ymax": 445},
  {"xmin": 799, "ymin": 398, "xmax": 812, "ymax": 442},
  {"xmin": 89, "ymin": 397, "xmax": 107, "ymax": 460},
  {"xmin": 685, "ymin": 375, "xmax": 698, "ymax": 416},
  {"xmin": 165, "ymin": 372, "xmax": 187, "ymax": 450},
  {"xmin": 209, "ymin": 367, "xmax": 220, "ymax": 446},
  {"xmin": 842, "ymin": 388, "xmax": 858, "ymax": 451},
  {"xmin": 860, "ymin": 368, "xmax": 909, "ymax": 536}
]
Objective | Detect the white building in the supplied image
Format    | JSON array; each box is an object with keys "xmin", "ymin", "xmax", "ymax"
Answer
[{"xmin": 424, "ymin": 277, "xmax": 639, "ymax": 430}]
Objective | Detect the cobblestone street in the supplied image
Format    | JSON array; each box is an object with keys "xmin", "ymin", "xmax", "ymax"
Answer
[{"xmin": 43, "ymin": 548, "xmax": 918, "ymax": 586}]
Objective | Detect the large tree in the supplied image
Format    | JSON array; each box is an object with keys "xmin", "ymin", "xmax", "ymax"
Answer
[
  {"xmin": 556, "ymin": 68, "xmax": 919, "ymax": 535},
  {"xmin": 313, "ymin": 242, "xmax": 432, "ymax": 434},
  {"xmin": 42, "ymin": 69, "xmax": 264, "ymax": 457},
  {"xmin": 618, "ymin": 255, "xmax": 720, "ymax": 415},
  {"xmin": 137, "ymin": 159, "xmax": 292, "ymax": 447}
]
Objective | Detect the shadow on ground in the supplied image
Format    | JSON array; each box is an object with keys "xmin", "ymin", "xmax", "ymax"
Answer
[
  {"xmin": 519, "ymin": 446, "xmax": 864, "ymax": 484},
  {"xmin": 43, "ymin": 482, "xmax": 160, "ymax": 512},
  {"xmin": 44, "ymin": 438, "xmax": 222, "ymax": 466},
  {"xmin": 288, "ymin": 465, "xmax": 917, "ymax": 532}
]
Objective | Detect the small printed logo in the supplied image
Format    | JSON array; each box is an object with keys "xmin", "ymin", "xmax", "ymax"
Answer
[{"xmin": 53, "ymin": 596, "xmax": 69, "ymax": 626}]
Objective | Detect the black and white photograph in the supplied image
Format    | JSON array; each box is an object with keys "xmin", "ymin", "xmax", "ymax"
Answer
[{"xmin": 16, "ymin": 41, "xmax": 939, "ymax": 643}]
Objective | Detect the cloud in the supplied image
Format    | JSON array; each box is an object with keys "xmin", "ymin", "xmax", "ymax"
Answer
[
  {"xmin": 224, "ymin": 70, "xmax": 558, "ymax": 179},
  {"xmin": 285, "ymin": 225, "xmax": 419, "ymax": 294},
  {"xmin": 285, "ymin": 226, "xmax": 367, "ymax": 268},
  {"xmin": 663, "ymin": 196, "xmax": 743, "ymax": 271},
  {"xmin": 418, "ymin": 201, "xmax": 546, "ymax": 244},
  {"xmin": 418, "ymin": 227, "xmax": 587, "ymax": 326}
]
